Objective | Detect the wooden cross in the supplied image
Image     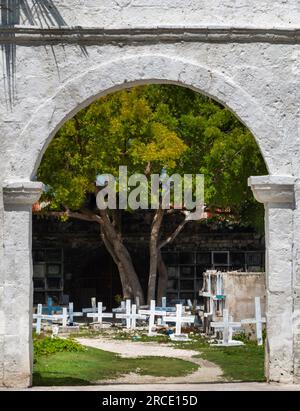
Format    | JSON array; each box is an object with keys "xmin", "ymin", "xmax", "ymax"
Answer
[
  {"xmin": 33, "ymin": 304, "xmax": 43, "ymax": 335},
  {"xmin": 163, "ymin": 304, "xmax": 195, "ymax": 336},
  {"xmin": 87, "ymin": 302, "xmax": 113, "ymax": 326},
  {"xmin": 43, "ymin": 297, "xmax": 63, "ymax": 315},
  {"xmin": 68, "ymin": 302, "xmax": 83, "ymax": 325},
  {"xmin": 112, "ymin": 301, "xmax": 126, "ymax": 313},
  {"xmin": 241, "ymin": 297, "xmax": 266, "ymax": 346},
  {"xmin": 116, "ymin": 300, "xmax": 146, "ymax": 330},
  {"xmin": 33, "ymin": 306, "xmax": 68, "ymax": 334},
  {"xmin": 116, "ymin": 299, "xmax": 131, "ymax": 329},
  {"xmin": 139, "ymin": 300, "xmax": 167, "ymax": 336},
  {"xmin": 211, "ymin": 309, "xmax": 241, "ymax": 345},
  {"xmin": 82, "ymin": 297, "xmax": 106, "ymax": 314}
]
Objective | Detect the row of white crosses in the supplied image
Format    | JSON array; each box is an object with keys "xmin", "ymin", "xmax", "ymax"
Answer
[
  {"xmin": 115, "ymin": 299, "xmax": 195, "ymax": 338},
  {"xmin": 33, "ymin": 299, "xmax": 110, "ymax": 335},
  {"xmin": 210, "ymin": 297, "xmax": 266, "ymax": 346},
  {"xmin": 33, "ymin": 297, "xmax": 196, "ymax": 338}
]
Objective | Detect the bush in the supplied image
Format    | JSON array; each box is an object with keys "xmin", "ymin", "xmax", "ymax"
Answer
[{"xmin": 34, "ymin": 337, "xmax": 85, "ymax": 357}]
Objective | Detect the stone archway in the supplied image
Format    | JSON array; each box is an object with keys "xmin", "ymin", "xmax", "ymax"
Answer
[{"xmin": 1, "ymin": 55, "xmax": 297, "ymax": 387}]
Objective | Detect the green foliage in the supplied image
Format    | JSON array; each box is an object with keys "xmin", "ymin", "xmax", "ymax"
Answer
[
  {"xmin": 34, "ymin": 336, "xmax": 85, "ymax": 357},
  {"xmin": 38, "ymin": 84, "xmax": 267, "ymax": 230}
]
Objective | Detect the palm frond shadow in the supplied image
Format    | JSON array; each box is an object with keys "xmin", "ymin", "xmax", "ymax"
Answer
[{"xmin": 0, "ymin": 1, "xmax": 87, "ymax": 109}]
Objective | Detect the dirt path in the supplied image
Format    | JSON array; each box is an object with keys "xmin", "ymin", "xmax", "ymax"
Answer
[{"xmin": 76, "ymin": 337, "xmax": 223, "ymax": 384}]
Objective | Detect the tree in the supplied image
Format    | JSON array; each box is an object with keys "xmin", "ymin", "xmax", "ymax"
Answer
[{"xmin": 37, "ymin": 85, "xmax": 267, "ymax": 305}]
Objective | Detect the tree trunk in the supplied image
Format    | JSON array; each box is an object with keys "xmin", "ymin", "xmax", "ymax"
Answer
[
  {"xmin": 147, "ymin": 208, "xmax": 164, "ymax": 304},
  {"xmin": 157, "ymin": 248, "xmax": 168, "ymax": 303},
  {"xmin": 99, "ymin": 210, "xmax": 145, "ymax": 305},
  {"xmin": 100, "ymin": 229, "xmax": 133, "ymax": 300},
  {"xmin": 48, "ymin": 208, "xmax": 145, "ymax": 304}
]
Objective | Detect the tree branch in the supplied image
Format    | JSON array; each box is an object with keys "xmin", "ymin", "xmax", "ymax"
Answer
[
  {"xmin": 43, "ymin": 210, "xmax": 97, "ymax": 223},
  {"xmin": 159, "ymin": 207, "xmax": 208, "ymax": 249}
]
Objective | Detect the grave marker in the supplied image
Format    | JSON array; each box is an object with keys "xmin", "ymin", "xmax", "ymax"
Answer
[
  {"xmin": 116, "ymin": 300, "xmax": 146, "ymax": 330},
  {"xmin": 83, "ymin": 297, "xmax": 105, "ymax": 314},
  {"xmin": 241, "ymin": 297, "xmax": 266, "ymax": 346},
  {"xmin": 87, "ymin": 302, "xmax": 113, "ymax": 326},
  {"xmin": 211, "ymin": 309, "xmax": 243, "ymax": 346},
  {"xmin": 139, "ymin": 300, "xmax": 167, "ymax": 336},
  {"xmin": 33, "ymin": 304, "xmax": 43, "ymax": 335},
  {"xmin": 68, "ymin": 302, "xmax": 83, "ymax": 325},
  {"xmin": 163, "ymin": 304, "xmax": 195, "ymax": 339}
]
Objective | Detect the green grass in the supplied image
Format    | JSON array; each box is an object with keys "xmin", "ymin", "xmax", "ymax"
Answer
[
  {"xmin": 170, "ymin": 336, "xmax": 265, "ymax": 382},
  {"xmin": 33, "ymin": 334, "xmax": 265, "ymax": 385},
  {"xmin": 33, "ymin": 346, "xmax": 198, "ymax": 386},
  {"xmin": 198, "ymin": 345, "xmax": 265, "ymax": 382}
]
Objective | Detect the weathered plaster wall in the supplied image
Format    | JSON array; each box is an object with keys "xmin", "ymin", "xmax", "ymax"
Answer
[
  {"xmin": 12, "ymin": 0, "xmax": 300, "ymax": 28},
  {"xmin": 224, "ymin": 272, "xmax": 266, "ymax": 323},
  {"xmin": 1, "ymin": 43, "xmax": 300, "ymax": 179}
]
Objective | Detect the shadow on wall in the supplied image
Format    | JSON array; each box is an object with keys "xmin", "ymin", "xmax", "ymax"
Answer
[{"xmin": 0, "ymin": 0, "xmax": 68, "ymax": 108}]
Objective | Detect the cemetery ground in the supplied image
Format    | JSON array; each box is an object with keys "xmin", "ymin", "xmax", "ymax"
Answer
[{"xmin": 33, "ymin": 330, "xmax": 265, "ymax": 386}]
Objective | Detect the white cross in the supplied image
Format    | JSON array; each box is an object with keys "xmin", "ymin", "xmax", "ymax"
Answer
[
  {"xmin": 33, "ymin": 304, "xmax": 43, "ymax": 335},
  {"xmin": 116, "ymin": 300, "xmax": 146, "ymax": 330},
  {"xmin": 112, "ymin": 301, "xmax": 126, "ymax": 313},
  {"xmin": 161, "ymin": 297, "xmax": 167, "ymax": 325},
  {"xmin": 68, "ymin": 302, "xmax": 83, "ymax": 325},
  {"xmin": 116, "ymin": 299, "xmax": 131, "ymax": 328},
  {"xmin": 82, "ymin": 297, "xmax": 101, "ymax": 314},
  {"xmin": 163, "ymin": 304, "xmax": 195, "ymax": 336},
  {"xmin": 87, "ymin": 302, "xmax": 113, "ymax": 326},
  {"xmin": 211, "ymin": 309, "xmax": 241, "ymax": 345},
  {"xmin": 241, "ymin": 297, "xmax": 266, "ymax": 346},
  {"xmin": 33, "ymin": 306, "xmax": 69, "ymax": 334},
  {"xmin": 139, "ymin": 300, "xmax": 167, "ymax": 336}
]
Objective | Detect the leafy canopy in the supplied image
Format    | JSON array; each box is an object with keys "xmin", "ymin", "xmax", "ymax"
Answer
[{"xmin": 37, "ymin": 85, "xmax": 267, "ymax": 229}]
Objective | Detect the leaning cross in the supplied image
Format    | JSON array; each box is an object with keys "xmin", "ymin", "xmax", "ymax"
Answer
[
  {"xmin": 211, "ymin": 309, "xmax": 241, "ymax": 345},
  {"xmin": 87, "ymin": 302, "xmax": 113, "ymax": 326},
  {"xmin": 241, "ymin": 297, "xmax": 266, "ymax": 346},
  {"xmin": 139, "ymin": 300, "xmax": 167, "ymax": 336},
  {"xmin": 163, "ymin": 304, "xmax": 195, "ymax": 336}
]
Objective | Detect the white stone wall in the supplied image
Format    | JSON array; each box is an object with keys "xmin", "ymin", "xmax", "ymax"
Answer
[
  {"xmin": 13, "ymin": 1, "xmax": 300, "ymax": 28},
  {"xmin": 0, "ymin": 1, "xmax": 300, "ymax": 386}
]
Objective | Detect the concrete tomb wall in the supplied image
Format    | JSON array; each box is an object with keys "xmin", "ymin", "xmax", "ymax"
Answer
[{"xmin": 0, "ymin": 1, "xmax": 300, "ymax": 386}]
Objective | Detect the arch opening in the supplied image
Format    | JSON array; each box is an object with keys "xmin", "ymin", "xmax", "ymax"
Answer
[{"xmin": 32, "ymin": 81, "xmax": 268, "ymax": 385}]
